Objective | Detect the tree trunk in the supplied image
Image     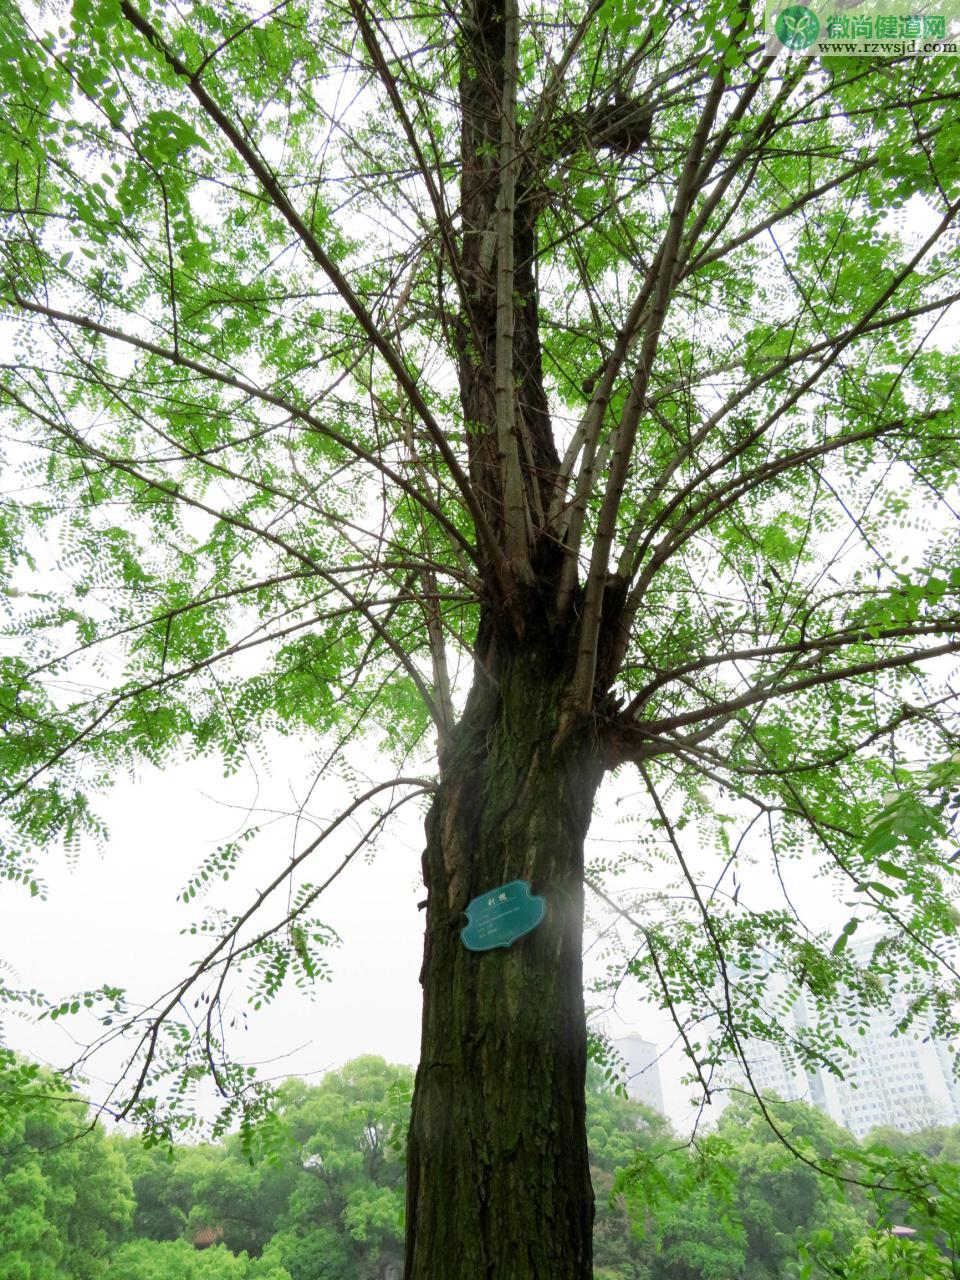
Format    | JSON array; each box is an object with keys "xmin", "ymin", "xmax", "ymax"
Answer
[
  {"xmin": 402, "ymin": 0, "xmax": 605, "ymax": 1270},
  {"xmin": 405, "ymin": 627, "xmax": 603, "ymax": 1279}
]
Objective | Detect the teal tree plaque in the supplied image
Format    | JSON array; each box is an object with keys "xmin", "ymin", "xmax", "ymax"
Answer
[{"xmin": 461, "ymin": 880, "xmax": 546, "ymax": 952}]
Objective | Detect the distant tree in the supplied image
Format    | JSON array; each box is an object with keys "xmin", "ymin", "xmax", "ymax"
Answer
[
  {"xmin": 264, "ymin": 1058, "xmax": 410, "ymax": 1280},
  {"xmin": 587, "ymin": 1062, "xmax": 674, "ymax": 1174},
  {"xmin": 105, "ymin": 1238, "xmax": 292, "ymax": 1280},
  {"xmin": 646, "ymin": 1197, "xmax": 747, "ymax": 1280},
  {"xmin": 586, "ymin": 1063, "xmax": 670, "ymax": 1278},
  {"xmin": 257, "ymin": 1225, "xmax": 354, "ymax": 1280},
  {"xmin": 615, "ymin": 1096, "xmax": 880, "ymax": 1280},
  {"xmin": 116, "ymin": 1136, "xmax": 297, "ymax": 1257},
  {"xmin": 710, "ymin": 1097, "xmax": 866, "ymax": 1279},
  {"xmin": 119, "ymin": 1057, "xmax": 411, "ymax": 1280},
  {"xmin": 864, "ymin": 1123, "xmax": 960, "ymax": 1165},
  {"xmin": 0, "ymin": 1062, "xmax": 133, "ymax": 1280},
  {"xmin": 115, "ymin": 1139, "xmax": 188, "ymax": 1243},
  {"xmin": 4, "ymin": 1, "xmax": 960, "ymax": 1274}
]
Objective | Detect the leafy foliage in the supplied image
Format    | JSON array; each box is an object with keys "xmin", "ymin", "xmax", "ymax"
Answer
[
  {"xmin": 0, "ymin": 1063, "xmax": 133, "ymax": 1280},
  {"xmin": 4, "ymin": 1054, "xmax": 960, "ymax": 1279},
  {"xmin": 2, "ymin": 0, "xmax": 960, "ymax": 1262}
]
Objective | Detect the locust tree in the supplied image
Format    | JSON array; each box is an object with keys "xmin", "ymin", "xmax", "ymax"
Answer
[{"xmin": 3, "ymin": 0, "xmax": 960, "ymax": 1276}]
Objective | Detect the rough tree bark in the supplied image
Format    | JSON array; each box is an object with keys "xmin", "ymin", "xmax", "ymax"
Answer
[
  {"xmin": 405, "ymin": 624, "xmax": 604, "ymax": 1279},
  {"xmin": 404, "ymin": 2, "xmax": 608, "ymax": 1273}
]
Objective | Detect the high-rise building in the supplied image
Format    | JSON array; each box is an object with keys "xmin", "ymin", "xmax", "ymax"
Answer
[
  {"xmin": 727, "ymin": 933, "xmax": 960, "ymax": 1139},
  {"xmin": 614, "ymin": 1034, "xmax": 666, "ymax": 1115}
]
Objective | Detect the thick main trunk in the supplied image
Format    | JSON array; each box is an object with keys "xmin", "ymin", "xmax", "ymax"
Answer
[
  {"xmin": 404, "ymin": 3, "xmax": 608, "ymax": 1270},
  {"xmin": 404, "ymin": 634, "xmax": 603, "ymax": 1279}
]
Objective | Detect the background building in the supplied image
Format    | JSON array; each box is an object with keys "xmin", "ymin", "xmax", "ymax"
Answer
[
  {"xmin": 727, "ymin": 932, "xmax": 960, "ymax": 1139},
  {"xmin": 614, "ymin": 1034, "xmax": 666, "ymax": 1115}
]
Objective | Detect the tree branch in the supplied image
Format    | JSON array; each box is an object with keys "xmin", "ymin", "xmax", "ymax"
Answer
[
  {"xmin": 118, "ymin": 0, "xmax": 513, "ymax": 599},
  {"xmin": 610, "ymin": 637, "xmax": 960, "ymax": 763},
  {"xmin": 567, "ymin": 62, "xmax": 731, "ymax": 713}
]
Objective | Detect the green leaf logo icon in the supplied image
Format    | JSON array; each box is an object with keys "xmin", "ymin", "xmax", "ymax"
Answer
[{"xmin": 774, "ymin": 4, "xmax": 821, "ymax": 47}]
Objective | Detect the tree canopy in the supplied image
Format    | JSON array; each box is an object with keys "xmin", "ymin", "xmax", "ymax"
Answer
[
  {"xmin": 3, "ymin": 1052, "xmax": 960, "ymax": 1279},
  {"xmin": 0, "ymin": 1054, "xmax": 133, "ymax": 1280}
]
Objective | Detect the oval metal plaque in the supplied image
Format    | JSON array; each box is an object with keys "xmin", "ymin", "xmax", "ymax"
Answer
[{"xmin": 461, "ymin": 879, "xmax": 546, "ymax": 951}]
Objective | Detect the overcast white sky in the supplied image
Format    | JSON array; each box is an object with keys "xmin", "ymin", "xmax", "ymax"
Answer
[{"xmin": 0, "ymin": 716, "xmax": 861, "ymax": 1135}]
